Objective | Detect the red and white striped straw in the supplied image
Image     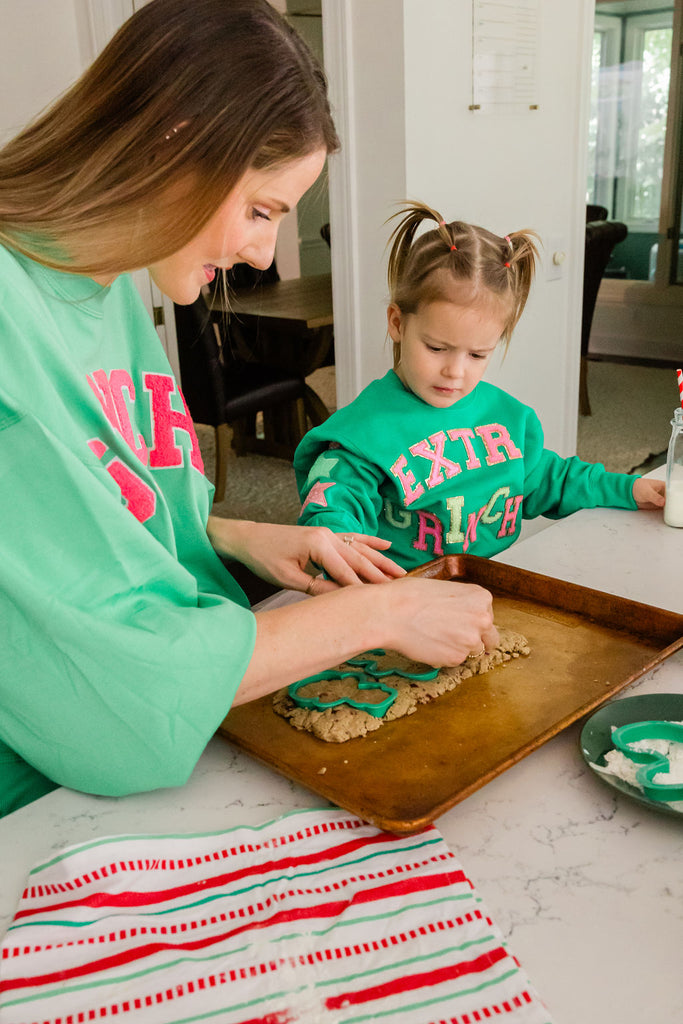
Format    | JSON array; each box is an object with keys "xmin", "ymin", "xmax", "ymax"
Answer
[{"xmin": 678, "ymin": 367, "xmax": 683, "ymax": 409}]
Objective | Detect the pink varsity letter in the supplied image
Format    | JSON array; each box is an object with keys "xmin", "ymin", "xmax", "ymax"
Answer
[
  {"xmin": 497, "ymin": 494, "xmax": 523, "ymax": 538},
  {"xmin": 87, "ymin": 440, "xmax": 156, "ymax": 523},
  {"xmin": 87, "ymin": 369, "xmax": 147, "ymax": 463},
  {"xmin": 446, "ymin": 427, "xmax": 482, "ymax": 470},
  {"xmin": 463, "ymin": 506, "xmax": 486, "ymax": 553},
  {"xmin": 87, "ymin": 370, "xmax": 121, "ymax": 432},
  {"xmin": 412, "ymin": 510, "xmax": 444, "ymax": 556},
  {"xmin": 144, "ymin": 373, "xmax": 204, "ymax": 472},
  {"xmin": 408, "ymin": 431, "xmax": 462, "ymax": 489},
  {"xmin": 390, "ymin": 455, "xmax": 425, "ymax": 506},
  {"xmin": 108, "ymin": 369, "xmax": 148, "ymax": 463},
  {"xmin": 475, "ymin": 424, "xmax": 523, "ymax": 466}
]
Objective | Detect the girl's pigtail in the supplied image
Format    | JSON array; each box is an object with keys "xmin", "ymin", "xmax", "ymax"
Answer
[
  {"xmin": 386, "ymin": 201, "xmax": 445, "ymax": 296},
  {"xmin": 436, "ymin": 216, "xmax": 456, "ymax": 251},
  {"xmin": 501, "ymin": 229, "xmax": 540, "ymax": 343}
]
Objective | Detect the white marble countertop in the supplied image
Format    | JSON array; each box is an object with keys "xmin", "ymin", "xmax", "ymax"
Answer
[{"xmin": 1, "ymin": 467, "xmax": 682, "ymax": 1023}]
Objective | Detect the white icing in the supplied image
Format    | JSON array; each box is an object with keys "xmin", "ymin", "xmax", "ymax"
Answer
[{"xmin": 591, "ymin": 720, "xmax": 683, "ymax": 808}]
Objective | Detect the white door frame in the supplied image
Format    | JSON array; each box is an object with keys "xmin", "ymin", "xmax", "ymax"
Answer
[{"xmin": 321, "ymin": 0, "xmax": 363, "ymax": 408}]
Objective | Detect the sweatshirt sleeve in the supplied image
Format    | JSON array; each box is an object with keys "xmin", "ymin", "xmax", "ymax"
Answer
[
  {"xmin": 0, "ymin": 404, "xmax": 256, "ymax": 803},
  {"xmin": 296, "ymin": 441, "xmax": 386, "ymax": 535},
  {"xmin": 522, "ymin": 411, "xmax": 638, "ymax": 519}
]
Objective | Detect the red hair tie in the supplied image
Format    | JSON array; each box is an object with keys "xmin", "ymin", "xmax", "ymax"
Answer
[
  {"xmin": 450, "ymin": 244, "xmax": 457, "ymax": 251},
  {"xmin": 504, "ymin": 261, "xmax": 511, "ymax": 268}
]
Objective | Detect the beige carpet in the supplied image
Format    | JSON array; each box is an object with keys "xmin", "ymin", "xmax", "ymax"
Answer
[
  {"xmin": 577, "ymin": 361, "xmax": 677, "ymax": 474},
  {"xmin": 198, "ymin": 361, "xmax": 676, "ymax": 524}
]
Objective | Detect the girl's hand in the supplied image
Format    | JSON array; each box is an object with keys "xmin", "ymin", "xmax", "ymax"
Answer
[
  {"xmin": 207, "ymin": 517, "xmax": 406, "ymax": 593},
  {"xmin": 632, "ymin": 477, "xmax": 666, "ymax": 509}
]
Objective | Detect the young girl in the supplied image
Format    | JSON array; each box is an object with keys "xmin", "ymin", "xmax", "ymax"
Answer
[
  {"xmin": 0, "ymin": 6, "xmax": 498, "ymax": 816},
  {"xmin": 295, "ymin": 202, "xmax": 665, "ymax": 569}
]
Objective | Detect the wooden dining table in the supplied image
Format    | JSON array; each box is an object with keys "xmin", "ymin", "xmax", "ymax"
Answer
[
  {"xmin": 207, "ymin": 270, "xmax": 333, "ymax": 378},
  {"xmin": 207, "ymin": 271, "xmax": 333, "ymax": 330}
]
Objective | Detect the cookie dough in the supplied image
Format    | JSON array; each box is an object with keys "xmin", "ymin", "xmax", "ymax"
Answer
[{"xmin": 272, "ymin": 627, "xmax": 530, "ymax": 743}]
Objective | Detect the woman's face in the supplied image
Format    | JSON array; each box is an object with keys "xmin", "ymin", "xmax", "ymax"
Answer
[{"xmin": 148, "ymin": 148, "xmax": 327, "ymax": 305}]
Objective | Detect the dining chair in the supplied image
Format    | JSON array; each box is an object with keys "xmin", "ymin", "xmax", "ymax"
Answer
[
  {"xmin": 580, "ymin": 208, "xmax": 628, "ymax": 416},
  {"xmin": 174, "ymin": 293, "xmax": 329, "ymax": 503},
  {"xmin": 586, "ymin": 204, "xmax": 608, "ymax": 224},
  {"xmin": 214, "ymin": 260, "xmax": 334, "ymax": 414}
]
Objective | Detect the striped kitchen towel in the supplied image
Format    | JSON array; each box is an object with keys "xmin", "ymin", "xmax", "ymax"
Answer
[{"xmin": 0, "ymin": 807, "xmax": 553, "ymax": 1024}]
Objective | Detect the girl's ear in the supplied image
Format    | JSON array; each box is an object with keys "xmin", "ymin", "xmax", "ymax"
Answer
[{"xmin": 386, "ymin": 303, "xmax": 403, "ymax": 344}]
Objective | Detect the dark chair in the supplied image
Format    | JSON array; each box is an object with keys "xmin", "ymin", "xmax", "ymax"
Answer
[
  {"xmin": 586, "ymin": 204, "xmax": 608, "ymax": 223},
  {"xmin": 580, "ymin": 209, "xmax": 628, "ymax": 415},
  {"xmin": 174, "ymin": 294, "xmax": 329, "ymax": 503}
]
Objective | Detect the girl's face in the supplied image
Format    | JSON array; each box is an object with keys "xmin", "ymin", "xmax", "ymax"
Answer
[
  {"xmin": 387, "ymin": 299, "xmax": 504, "ymax": 408},
  {"xmin": 147, "ymin": 148, "xmax": 327, "ymax": 305}
]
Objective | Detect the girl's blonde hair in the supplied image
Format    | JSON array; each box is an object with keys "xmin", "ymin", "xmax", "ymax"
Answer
[
  {"xmin": 387, "ymin": 201, "xmax": 539, "ymax": 361},
  {"xmin": 0, "ymin": 0, "xmax": 339, "ymax": 277}
]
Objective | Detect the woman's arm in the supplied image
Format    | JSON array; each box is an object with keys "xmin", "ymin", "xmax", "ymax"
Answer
[
  {"xmin": 207, "ymin": 516, "xmax": 406, "ymax": 591},
  {"xmin": 235, "ymin": 575, "xmax": 500, "ymax": 705},
  {"xmin": 209, "ymin": 518, "xmax": 500, "ymax": 705}
]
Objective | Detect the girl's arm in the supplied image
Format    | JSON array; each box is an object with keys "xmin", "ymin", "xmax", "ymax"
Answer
[
  {"xmin": 296, "ymin": 445, "xmax": 385, "ymax": 535},
  {"xmin": 522, "ymin": 412, "xmax": 647, "ymax": 518},
  {"xmin": 235, "ymin": 575, "xmax": 500, "ymax": 705}
]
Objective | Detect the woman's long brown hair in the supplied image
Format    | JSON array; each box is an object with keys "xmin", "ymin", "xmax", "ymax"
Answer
[{"xmin": 0, "ymin": 0, "xmax": 339, "ymax": 277}]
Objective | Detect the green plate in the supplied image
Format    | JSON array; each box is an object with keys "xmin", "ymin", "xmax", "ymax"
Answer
[{"xmin": 580, "ymin": 693, "xmax": 683, "ymax": 819}]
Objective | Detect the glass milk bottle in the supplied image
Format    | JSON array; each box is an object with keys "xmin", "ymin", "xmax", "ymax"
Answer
[{"xmin": 664, "ymin": 407, "xmax": 683, "ymax": 527}]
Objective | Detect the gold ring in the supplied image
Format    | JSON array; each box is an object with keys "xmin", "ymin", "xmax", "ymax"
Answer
[
  {"xmin": 469, "ymin": 644, "xmax": 486, "ymax": 659},
  {"xmin": 305, "ymin": 576, "xmax": 318, "ymax": 595},
  {"xmin": 343, "ymin": 534, "xmax": 354, "ymax": 545}
]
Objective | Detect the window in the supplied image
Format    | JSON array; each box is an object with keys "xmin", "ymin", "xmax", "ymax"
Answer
[
  {"xmin": 587, "ymin": 14, "xmax": 621, "ymax": 213},
  {"xmin": 587, "ymin": 2, "xmax": 677, "ymax": 281},
  {"xmin": 620, "ymin": 12, "xmax": 673, "ymax": 224}
]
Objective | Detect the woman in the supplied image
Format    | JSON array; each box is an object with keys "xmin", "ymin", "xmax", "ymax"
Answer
[{"xmin": 0, "ymin": 0, "xmax": 497, "ymax": 816}]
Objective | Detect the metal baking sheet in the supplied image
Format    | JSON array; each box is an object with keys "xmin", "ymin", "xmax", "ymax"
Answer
[{"xmin": 218, "ymin": 555, "xmax": 683, "ymax": 834}]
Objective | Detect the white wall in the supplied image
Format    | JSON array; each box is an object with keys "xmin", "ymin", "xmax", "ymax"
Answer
[
  {"xmin": 323, "ymin": 0, "xmax": 408, "ymax": 410},
  {"xmin": 0, "ymin": 1, "xmax": 181, "ymax": 375},
  {"xmin": 325, "ymin": 0, "xmax": 594, "ymax": 457},
  {"xmin": 0, "ymin": 0, "xmax": 88, "ymax": 144}
]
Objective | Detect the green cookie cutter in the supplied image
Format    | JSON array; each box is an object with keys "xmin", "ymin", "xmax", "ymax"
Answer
[
  {"xmin": 288, "ymin": 649, "xmax": 442, "ymax": 718},
  {"xmin": 612, "ymin": 720, "xmax": 683, "ymax": 802},
  {"xmin": 288, "ymin": 670, "xmax": 398, "ymax": 718},
  {"xmin": 346, "ymin": 649, "xmax": 440, "ymax": 683}
]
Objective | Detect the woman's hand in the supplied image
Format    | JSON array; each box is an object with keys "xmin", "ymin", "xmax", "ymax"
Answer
[
  {"xmin": 206, "ymin": 517, "xmax": 406, "ymax": 593},
  {"xmin": 237, "ymin": 575, "xmax": 498, "ymax": 704},
  {"xmin": 632, "ymin": 477, "xmax": 665, "ymax": 509},
  {"xmin": 376, "ymin": 577, "xmax": 500, "ymax": 667}
]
